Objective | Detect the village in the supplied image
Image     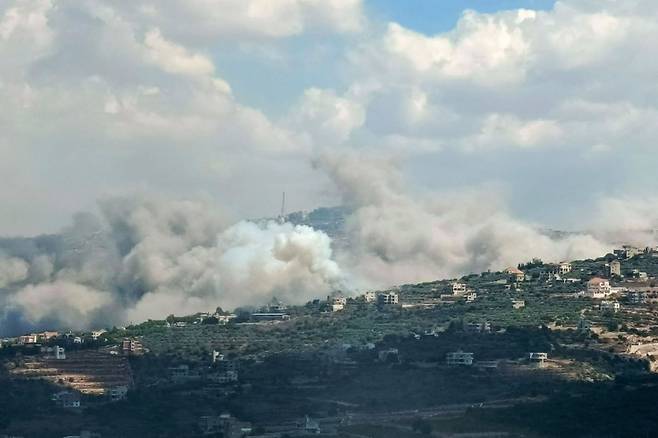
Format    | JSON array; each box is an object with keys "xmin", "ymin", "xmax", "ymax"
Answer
[{"xmin": 3, "ymin": 245, "xmax": 658, "ymax": 437}]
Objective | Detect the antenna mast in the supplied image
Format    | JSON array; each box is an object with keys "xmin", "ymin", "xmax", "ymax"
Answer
[{"xmin": 278, "ymin": 192, "xmax": 286, "ymax": 223}]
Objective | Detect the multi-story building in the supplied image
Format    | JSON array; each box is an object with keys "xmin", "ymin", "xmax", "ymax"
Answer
[
  {"xmin": 587, "ymin": 277, "xmax": 611, "ymax": 298},
  {"xmin": 446, "ymin": 351, "xmax": 474, "ymax": 366},
  {"xmin": 377, "ymin": 292, "xmax": 399, "ymax": 305},
  {"xmin": 607, "ymin": 260, "xmax": 621, "ymax": 277},
  {"xmin": 600, "ymin": 300, "xmax": 621, "ymax": 313},
  {"xmin": 452, "ymin": 282, "xmax": 467, "ymax": 295}
]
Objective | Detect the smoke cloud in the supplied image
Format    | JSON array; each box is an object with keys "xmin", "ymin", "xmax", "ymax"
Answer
[
  {"xmin": 2, "ymin": 161, "xmax": 657, "ymax": 336},
  {"xmin": 319, "ymin": 152, "xmax": 612, "ymax": 288},
  {"xmin": 0, "ymin": 196, "xmax": 344, "ymax": 335}
]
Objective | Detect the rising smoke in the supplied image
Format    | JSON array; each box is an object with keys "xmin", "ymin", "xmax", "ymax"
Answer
[
  {"xmin": 0, "ymin": 195, "xmax": 343, "ymax": 335},
  {"xmin": 1, "ymin": 156, "xmax": 652, "ymax": 335}
]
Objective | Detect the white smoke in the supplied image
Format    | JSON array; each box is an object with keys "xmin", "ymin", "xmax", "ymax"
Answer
[
  {"xmin": 319, "ymin": 152, "xmax": 612, "ymax": 288},
  {"xmin": 0, "ymin": 195, "xmax": 344, "ymax": 333},
  {"xmin": 0, "ymin": 255, "xmax": 29, "ymax": 288}
]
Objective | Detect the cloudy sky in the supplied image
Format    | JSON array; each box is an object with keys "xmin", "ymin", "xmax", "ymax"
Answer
[{"xmin": 2, "ymin": 0, "xmax": 657, "ymax": 236}]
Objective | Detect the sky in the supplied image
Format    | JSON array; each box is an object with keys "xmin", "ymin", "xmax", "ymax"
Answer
[{"xmin": 1, "ymin": 0, "xmax": 658, "ymax": 235}]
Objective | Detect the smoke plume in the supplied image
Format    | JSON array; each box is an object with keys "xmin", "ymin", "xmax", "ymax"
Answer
[{"xmin": 0, "ymin": 196, "xmax": 343, "ymax": 335}]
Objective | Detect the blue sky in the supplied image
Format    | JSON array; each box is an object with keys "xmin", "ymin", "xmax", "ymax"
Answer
[{"xmin": 367, "ymin": 0, "xmax": 556, "ymax": 34}]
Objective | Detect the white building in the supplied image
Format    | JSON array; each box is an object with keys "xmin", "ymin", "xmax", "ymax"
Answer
[
  {"xmin": 465, "ymin": 292, "xmax": 477, "ymax": 302},
  {"xmin": 512, "ymin": 299, "xmax": 525, "ymax": 309},
  {"xmin": 528, "ymin": 352, "xmax": 548, "ymax": 367},
  {"xmin": 505, "ymin": 267, "xmax": 525, "ymax": 282},
  {"xmin": 446, "ymin": 351, "xmax": 474, "ymax": 366},
  {"xmin": 363, "ymin": 291, "xmax": 377, "ymax": 303},
  {"xmin": 329, "ymin": 295, "xmax": 347, "ymax": 311},
  {"xmin": 557, "ymin": 262, "xmax": 572, "ymax": 275},
  {"xmin": 55, "ymin": 346, "xmax": 66, "ymax": 360},
  {"xmin": 377, "ymin": 292, "xmax": 399, "ymax": 305},
  {"xmin": 600, "ymin": 300, "xmax": 621, "ymax": 313},
  {"xmin": 452, "ymin": 282, "xmax": 467, "ymax": 295},
  {"xmin": 587, "ymin": 277, "xmax": 611, "ymax": 298}
]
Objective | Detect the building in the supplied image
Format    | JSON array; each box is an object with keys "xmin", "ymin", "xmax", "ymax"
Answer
[
  {"xmin": 108, "ymin": 385, "xmax": 128, "ymax": 402},
  {"xmin": 512, "ymin": 299, "xmax": 526, "ymax": 309},
  {"xmin": 504, "ymin": 267, "xmax": 525, "ymax": 282},
  {"xmin": 199, "ymin": 414, "xmax": 252, "ymax": 437},
  {"xmin": 557, "ymin": 262, "xmax": 572, "ymax": 275},
  {"xmin": 528, "ymin": 352, "xmax": 548, "ymax": 367},
  {"xmin": 18, "ymin": 334, "xmax": 38, "ymax": 344},
  {"xmin": 465, "ymin": 292, "xmax": 477, "ymax": 302},
  {"xmin": 251, "ymin": 313, "xmax": 291, "ymax": 321},
  {"xmin": 55, "ymin": 346, "xmax": 66, "ymax": 360},
  {"xmin": 587, "ymin": 277, "xmax": 611, "ymax": 298},
  {"xmin": 446, "ymin": 351, "xmax": 474, "ymax": 366},
  {"xmin": 91, "ymin": 329, "xmax": 107, "ymax": 340},
  {"xmin": 628, "ymin": 291, "xmax": 647, "ymax": 304},
  {"xmin": 614, "ymin": 245, "xmax": 641, "ymax": 259},
  {"xmin": 377, "ymin": 292, "xmax": 399, "ymax": 305},
  {"xmin": 122, "ymin": 338, "xmax": 144, "ymax": 356},
  {"xmin": 600, "ymin": 300, "xmax": 621, "ymax": 313},
  {"xmin": 464, "ymin": 322, "xmax": 491, "ymax": 334},
  {"xmin": 169, "ymin": 364, "xmax": 191, "ymax": 381},
  {"xmin": 363, "ymin": 291, "xmax": 377, "ymax": 302},
  {"xmin": 52, "ymin": 391, "xmax": 81, "ymax": 409},
  {"xmin": 452, "ymin": 282, "xmax": 467, "ymax": 295},
  {"xmin": 38, "ymin": 331, "xmax": 60, "ymax": 341},
  {"xmin": 328, "ymin": 295, "xmax": 347, "ymax": 312},
  {"xmin": 608, "ymin": 260, "xmax": 621, "ymax": 277}
]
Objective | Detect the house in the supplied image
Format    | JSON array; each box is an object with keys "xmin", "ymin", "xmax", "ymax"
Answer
[
  {"xmin": 512, "ymin": 299, "xmax": 525, "ymax": 309},
  {"xmin": 55, "ymin": 346, "xmax": 66, "ymax": 360},
  {"xmin": 38, "ymin": 331, "xmax": 60, "ymax": 341},
  {"xmin": 557, "ymin": 262, "xmax": 572, "ymax": 275},
  {"xmin": 464, "ymin": 322, "xmax": 491, "ymax": 334},
  {"xmin": 446, "ymin": 351, "xmax": 474, "ymax": 366},
  {"xmin": 628, "ymin": 291, "xmax": 647, "ymax": 304},
  {"xmin": 18, "ymin": 334, "xmax": 38, "ymax": 344},
  {"xmin": 328, "ymin": 295, "xmax": 347, "ymax": 312},
  {"xmin": 600, "ymin": 300, "xmax": 621, "ymax": 313},
  {"xmin": 265, "ymin": 297, "xmax": 287, "ymax": 313},
  {"xmin": 587, "ymin": 277, "xmax": 611, "ymax": 298},
  {"xmin": 614, "ymin": 245, "xmax": 641, "ymax": 259},
  {"xmin": 52, "ymin": 391, "xmax": 81, "ymax": 409},
  {"xmin": 504, "ymin": 267, "xmax": 525, "ymax": 282},
  {"xmin": 528, "ymin": 352, "xmax": 548, "ymax": 367},
  {"xmin": 91, "ymin": 329, "xmax": 107, "ymax": 340},
  {"xmin": 452, "ymin": 282, "xmax": 467, "ymax": 295},
  {"xmin": 122, "ymin": 338, "xmax": 144, "ymax": 356},
  {"xmin": 108, "ymin": 385, "xmax": 128, "ymax": 402},
  {"xmin": 169, "ymin": 364, "xmax": 191, "ymax": 381},
  {"xmin": 363, "ymin": 291, "xmax": 377, "ymax": 302},
  {"xmin": 607, "ymin": 260, "xmax": 621, "ymax": 277},
  {"xmin": 377, "ymin": 292, "xmax": 399, "ymax": 305},
  {"xmin": 465, "ymin": 292, "xmax": 477, "ymax": 302}
]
